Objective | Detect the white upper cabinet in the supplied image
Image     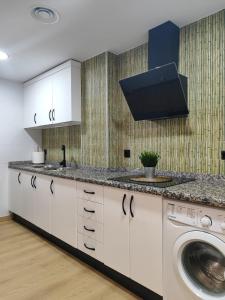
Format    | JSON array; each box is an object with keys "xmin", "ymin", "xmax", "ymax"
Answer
[
  {"xmin": 35, "ymin": 76, "xmax": 52, "ymax": 127},
  {"xmin": 52, "ymin": 66, "xmax": 81, "ymax": 124},
  {"xmin": 23, "ymin": 60, "xmax": 81, "ymax": 128},
  {"xmin": 24, "ymin": 81, "xmax": 39, "ymax": 127}
]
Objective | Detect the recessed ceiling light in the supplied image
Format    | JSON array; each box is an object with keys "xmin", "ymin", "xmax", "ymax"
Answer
[
  {"xmin": 31, "ymin": 7, "xmax": 60, "ymax": 24},
  {"xmin": 0, "ymin": 50, "xmax": 8, "ymax": 60}
]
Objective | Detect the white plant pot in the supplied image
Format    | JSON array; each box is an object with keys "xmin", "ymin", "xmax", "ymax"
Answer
[{"xmin": 144, "ymin": 167, "xmax": 156, "ymax": 178}]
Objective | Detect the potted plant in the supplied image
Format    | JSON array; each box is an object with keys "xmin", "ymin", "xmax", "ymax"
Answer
[{"xmin": 139, "ymin": 151, "xmax": 160, "ymax": 178}]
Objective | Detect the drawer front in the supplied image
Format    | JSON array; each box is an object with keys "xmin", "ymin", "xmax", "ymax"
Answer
[
  {"xmin": 78, "ymin": 216, "xmax": 103, "ymax": 243},
  {"xmin": 78, "ymin": 198, "xmax": 103, "ymax": 223},
  {"xmin": 78, "ymin": 233, "xmax": 103, "ymax": 261},
  {"xmin": 77, "ymin": 182, "xmax": 103, "ymax": 204}
]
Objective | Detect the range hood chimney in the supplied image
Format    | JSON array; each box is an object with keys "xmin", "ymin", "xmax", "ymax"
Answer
[{"xmin": 119, "ymin": 21, "xmax": 188, "ymax": 121}]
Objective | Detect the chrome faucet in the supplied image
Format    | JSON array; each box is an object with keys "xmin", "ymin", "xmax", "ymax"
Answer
[{"xmin": 60, "ymin": 145, "xmax": 66, "ymax": 168}]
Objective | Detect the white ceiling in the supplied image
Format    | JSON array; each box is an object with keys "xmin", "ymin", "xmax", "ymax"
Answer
[{"xmin": 0, "ymin": 0, "xmax": 224, "ymax": 82}]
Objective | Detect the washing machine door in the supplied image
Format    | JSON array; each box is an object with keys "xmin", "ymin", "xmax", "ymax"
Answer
[{"xmin": 173, "ymin": 231, "xmax": 225, "ymax": 300}]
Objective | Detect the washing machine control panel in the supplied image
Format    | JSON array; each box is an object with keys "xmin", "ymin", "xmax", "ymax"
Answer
[{"xmin": 167, "ymin": 201, "xmax": 225, "ymax": 234}]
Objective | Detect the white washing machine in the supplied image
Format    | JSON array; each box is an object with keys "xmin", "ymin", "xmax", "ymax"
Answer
[{"xmin": 163, "ymin": 199, "xmax": 225, "ymax": 300}]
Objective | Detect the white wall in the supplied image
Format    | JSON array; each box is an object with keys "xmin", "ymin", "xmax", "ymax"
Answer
[{"xmin": 0, "ymin": 78, "xmax": 41, "ymax": 217}]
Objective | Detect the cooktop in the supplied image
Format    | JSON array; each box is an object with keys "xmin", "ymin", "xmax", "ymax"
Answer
[{"xmin": 109, "ymin": 175, "xmax": 195, "ymax": 188}]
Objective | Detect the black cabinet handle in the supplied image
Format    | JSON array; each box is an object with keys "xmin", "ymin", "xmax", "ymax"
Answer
[
  {"xmin": 33, "ymin": 176, "xmax": 37, "ymax": 189},
  {"xmin": 17, "ymin": 173, "xmax": 21, "ymax": 184},
  {"xmin": 84, "ymin": 190, "xmax": 95, "ymax": 195},
  {"xmin": 122, "ymin": 194, "xmax": 127, "ymax": 215},
  {"xmin": 84, "ymin": 207, "xmax": 95, "ymax": 214},
  {"xmin": 84, "ymin": 243, "xmax": 95, "ymax": 251},
  {"xmin": 130, "ymin": 195, "xmax": 134, "ymax": 218},
  {"xmin": 50, "ymin": 180, "xmax": 54, "ymax": 194},
  {"xmin": 49, "ymin": 110, "xmax": 52, "ymax": 121},
  {"xmin": 34, "ymin": 113, "xmax": 37, "ymax": 124},
  {"xmin": 31, "ymin": 176, "xmax": 34, "ymax": 187},
  {"xmin": 52, "ymin": 109, "xmax": 55, "ymax": 121},
  {"xmin": 84, "ymin": 225, "xmax": 95, "ymax": 232}
]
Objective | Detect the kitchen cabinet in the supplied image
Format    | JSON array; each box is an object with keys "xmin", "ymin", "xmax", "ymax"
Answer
[
  {"xmin": 104, "ymin": 187, "xmax": 162, "ymax": 295},
  {"xmin": 77, "ymin": 182, "xmax": 104, "ymax": 261},
  {"xmin": 9, "ymin": 170, "xmax": 51, "ymax": 233},
  {"xmin": 24, "ymin": 76, "xmax": 52, "ymax": 128},
  {"xmin": 9, "ymin": 168, "xmax": 162, "ymax": 296},
  {"xmin": 24, "ymin": 81, "xmax": 39, "ymax": 128},
  {"xmin": 51, "ymin": 177, "xmax": 77, "ymax": 247},
  {"xmin": 23, "ymin": 60, "xmax": 81, "ymax": 128},
  {"xmin": 35, "ymin": 76, "xmax": 52, "ymax": 127},
  {"xmin": 129, "ymin": 192, "xmax": 162, "ymax": 295},
  {"xmin": 9, "ymin": 170, "xmax": 77, "ymax": 245},
  {"xmin": 32, "ymin": 175, "xmax": 52, "ymax": 233},
  {"xmin": 9, "ymin": 169, "xmax": 24, "ymax": 216},
  {"xmin": 104, "ymin": 188, "xmax": 130, "ymax": 276},
  {"xmin": 22, "ymin": 172, "xmax": 36, "ymax": 223}
]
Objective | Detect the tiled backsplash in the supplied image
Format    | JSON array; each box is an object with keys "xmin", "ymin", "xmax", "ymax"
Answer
[{"xmin": 43, "ymin": 10, "xmax": 225, "ymax": 174}]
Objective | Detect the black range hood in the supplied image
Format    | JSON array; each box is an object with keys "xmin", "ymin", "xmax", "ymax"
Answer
[{"xmin": 119, "ymin": 21, "xmax": 188, "ymax": 121}]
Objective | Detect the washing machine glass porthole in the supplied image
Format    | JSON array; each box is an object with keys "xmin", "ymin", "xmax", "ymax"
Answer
[{"xmin": 182, "ymin": 241, "xmax": 225, "ymax": 296}]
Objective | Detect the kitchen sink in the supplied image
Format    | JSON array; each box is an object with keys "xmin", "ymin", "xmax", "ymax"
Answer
[{"xmin": 43, "ymin": 165, "xmax": 59, "ymax": 171}]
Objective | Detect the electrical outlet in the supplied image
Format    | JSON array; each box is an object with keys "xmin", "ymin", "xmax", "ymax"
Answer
[
  {"xmin": 221, "ymin": 151, "xmax": 225, "ymax": 160},
  {"xmin": 124, "ymin": 149, "xmax": 130, "ymax": 158}
]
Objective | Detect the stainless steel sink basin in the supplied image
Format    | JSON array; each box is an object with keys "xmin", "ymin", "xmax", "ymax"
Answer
[{"xmin": 43, "ymin": 165, "xmax": 59, "ymax": 171}]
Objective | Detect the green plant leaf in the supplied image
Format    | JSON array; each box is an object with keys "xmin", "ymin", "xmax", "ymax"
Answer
[{"xmin": 139, "ymin": 151, "xmax": 160, "ymax": 167}]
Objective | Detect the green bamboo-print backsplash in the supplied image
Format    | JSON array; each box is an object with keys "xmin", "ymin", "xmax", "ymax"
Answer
[{"xmin": 43, "ymin": 10, "xmax": 225, "ymax": 174}]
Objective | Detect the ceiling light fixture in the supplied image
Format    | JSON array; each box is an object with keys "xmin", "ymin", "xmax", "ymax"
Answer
[
  {"xmin": 31, "ymin": 7, "xmax": 60, "ymax": 24},
  {"xmin": 0, "ymin": 50, "xmax": 8, "ymax": 60}
]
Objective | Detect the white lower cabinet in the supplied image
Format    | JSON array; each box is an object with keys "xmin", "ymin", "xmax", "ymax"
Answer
[
  {"xmin": 51, "ymin": 178, "xmax": 77, "ymax": 247},
  {"xmin": 22, "ymin": 172, "xmax": 36, "ymax": 223},
  {"xmin": 104, "ymin": 188, "xmax": 130, "ymax": 276},
  {"xmin": 33, "ymin": 175, "xmax": 52, "ymax": 233},
  {"xmin": 78, "ymin": 216, "xmax": 103, "ymax": 242},
  {"xmin": 9, "ymin": 170, "xmax": 77, "ymax": 247},
  {"xmin": 9, "ymin": 169, "xmax": 162, "ymax": 295},
  {"xmin": 77, "ymin": 182, "xmax": 104, "ymax": 261},
  {"xmin": 9, "ymin": 170, "xmax": 51, "ymax": 231},
  {"xmin": 104, "ymin": 187, "xmax": 162, "ymax": 295},
  {"xmin": 129, "ymin": 192, "xmax": 162, "ymax": 295},
  {"xmin": 78, "ymin": 233, "xmax": 104, "ymax": 260},
  {"xmin": 9, "ymin": 169, "xmax": 24, "ymax": 216}
]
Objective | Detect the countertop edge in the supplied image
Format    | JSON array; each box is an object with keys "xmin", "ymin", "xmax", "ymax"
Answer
[
  {"xmin": 8, "ymin": 165, "xmax": 165, "ymax": 196},
  {"xmin": 8, "ymin": 164, "xmax": 225, "ymax": 209}
]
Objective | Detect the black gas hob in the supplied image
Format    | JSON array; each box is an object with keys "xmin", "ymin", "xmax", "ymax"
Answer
[{"xmin": 109, "ymin": 175, "xmax": 195, "ymax": 188}]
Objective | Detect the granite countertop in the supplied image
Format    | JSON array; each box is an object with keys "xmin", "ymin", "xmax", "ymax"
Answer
[{"xmin": 8, "ymin": 161, "xmax": 225, "ymax": 209}]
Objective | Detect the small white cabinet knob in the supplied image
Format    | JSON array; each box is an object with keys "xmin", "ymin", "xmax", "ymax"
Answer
[
  {"xmin": 220, "ymin": 222, "xmax": 225, "ymax": 230},
  {"xmin": 200, "ymin": 215, "xmax": 212, "ymax": 227}
]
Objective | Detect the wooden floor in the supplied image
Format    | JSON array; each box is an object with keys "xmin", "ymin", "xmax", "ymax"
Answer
[{"xmin": 0, "ymin": 220, "xmax": 138, "ymax": 300}]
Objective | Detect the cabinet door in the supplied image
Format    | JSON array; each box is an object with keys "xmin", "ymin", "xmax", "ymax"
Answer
[
  {"xmin": 22, "ymin": 172, "xmax": 37, "ymax": 223},
  {"xmin": 24, "ymin": 83, "xmax": 38, "ymax": 128},
  {"xmin": 104, "ymin": 187, "xmax": 130, "ymax": 276},
  {"xmin": 8, "ymin": 170, "xmax": 23, "ymax": 216},
  {"xmin": 33, "ymin": 175, "xmax": 51, "ymax": 233},
  {"xmin": 51, "ymin": 178, "xmax": 77, "ymax": 247},
  {"xmin": 35, "ymin": 77, "xmax": 53, "ymax": 126},
  {"xmin": 129, "ymin": 192, "xmax": 162, "ymax": 295},
  {"xmin": 52, "ymin": 68, "xmax": 71, "ymax": 124}
]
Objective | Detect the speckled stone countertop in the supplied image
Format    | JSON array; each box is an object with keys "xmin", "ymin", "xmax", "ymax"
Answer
[{"xmin": 8, "ymin": 161, "xmax": 225, "ymax": 209}]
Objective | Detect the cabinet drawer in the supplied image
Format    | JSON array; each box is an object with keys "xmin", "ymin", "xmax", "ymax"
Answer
[
  {"xmin": 78, "ymin": 198, "xmax": 103, "ymax": 223},
  {"xmin": 77, "ymin": 182, "xmax": 103, "ymax": 204},
  {"xmin": 78, "ymin": 233, "xmax": 103, "ymax": 261},
  {"xmin": 78, "ymin": 216, "xmax": 103, "ymax": 243}
]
